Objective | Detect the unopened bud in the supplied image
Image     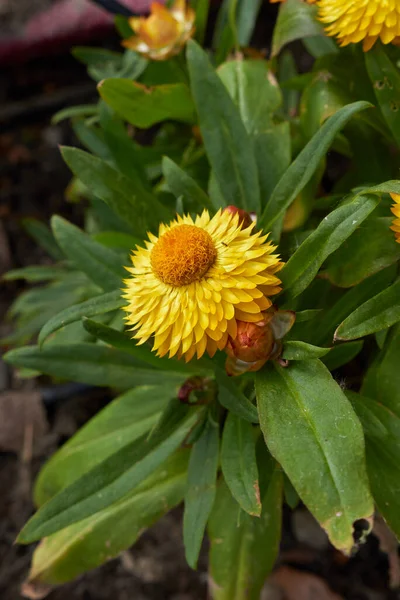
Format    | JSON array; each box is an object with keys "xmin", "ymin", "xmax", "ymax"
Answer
[
  {"xmin": 226, "ymin": 319, "xmax": 274, "ymax": 363},
  {"xmin": 223, "ymin": 206, "xmax": 253, "ymax": 229},
  {"xmin": 224, "ymin": 309, "xmax": 296, "ymax": 376}
]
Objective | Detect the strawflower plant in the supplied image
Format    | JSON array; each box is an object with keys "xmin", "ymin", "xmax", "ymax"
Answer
[{"xmin": 3, "ymin": 0, "xmax": 400, "ymax": 598}]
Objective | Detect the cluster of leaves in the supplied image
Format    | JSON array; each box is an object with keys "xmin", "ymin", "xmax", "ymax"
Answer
[{"xmin": 3, "ymin": 1, "xmax": 400, "ymax": 598}]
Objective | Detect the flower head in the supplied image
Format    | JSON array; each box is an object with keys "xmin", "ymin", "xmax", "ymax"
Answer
[
  {"xmin": 123, "ymin": 210, "xmax": 283, "ymax": 362},
  {"xmin": 390, "ymin": 193, "xmax": 400, "ymax": 244},
  {"xmin": 317, "ymin": 0, "xmax": 400, "ymax": 51},
  {"xmin": 122, "ymin": 0, "xmax": 195, "ymax": 60}
]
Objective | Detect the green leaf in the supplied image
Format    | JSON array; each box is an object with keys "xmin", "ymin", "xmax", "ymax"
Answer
[
  {"xmin": 236, "ymin": 0, "xmax": 262, "ymax": 47},
  {"xmin": 258, "ymin": 101, "xmax": 372, "ymax": 235},
  {"xmin": 280, "ymin": 194, "xmax": 379, "ymax": 298},
  {"xmin": 282, "ymin": 340, "xmax": 330, "ymax": 360},
  {"xmin": 215, "ymin": 367, "xmax": 259, "ymax": 423},
  {"xmin": 365, "ymin": 43, "xmax": 400, "ymax": 148},
  {"xmin": 256, "ymin": 360, "xmax": 373, "ymax": 553},
  {"xmin": 98, "ymin": 79, "xmax": 196, "ymax": 127},
  {"xmin": 162, "ymin": 156, "xmax": 213, "ymax": 212},
  {"xmin": 4, "ymin": 344, "xmax": 188, "ymax": 390},
  {"xmin": 22, "ymin": 218, "xmax": 64, "ymax": 261},
  {"xmin": 82, "ymin": 318, "xmax": 196, "ymax": 374},
  {"xmin": 18, "ymin": 402, "xmax": 202, "ymax": 543},
  {"xmin": 187, "ymin": 40, "xmax": 260, "ymax": 212},
  {"xmin": 38, "ymin": 290, "xmax": 123, "ymax": 346},
  {"xmin": 28, "ymin": 452, "xmax": 189, "ymax": 585},
  {"xmin": 3, "ymin": 266, "xmax": 67, "ymax": 282},
  {"xmin": 271, "ymin": 0, "xmax": 329, "ymax": 57},
  {"xmin": 221, "ymin": 413, "xmax": 261, "ymax": 516},
  {"xmin": 303, "ymin": 35, "xmax": 338, "ymax": 58},
  {"xmin": 192, "ymin": 0, "xmax": 210, "ymax": 44},
  {"xmin": 218, "ymin": 60, "xmax": 281, "ymax": 135},
  {"xmin": 335, "ymin": 278, "xmax": 400, "ymax": 341},
  {"xmin": 349, "ymin": 391, "xmax": 400, "ymax": 539},
  {"xmin": 311, "ymin": 266, "xmax": 397, "ymax": 346},
  {"xmin": 92, "ymin": 231, "xmax": 139, "ymax": 251},
  {"xmin": 321, "ymin": 340, "xmax": 363, "ymax": 371},
  {"xmin": 208, "ymin": 465, "xmax": 282, "ymax": 600},
  {"xmin": 323, "ymin": 217, "xmax": 400, "ymax": 287},
  {"xmin": 61, "ymin": 147, "xmax": 171, "ymax": 237},
  {"xmin": 362, "ymin": 323, "xmax": 400, "ymax": 416},
  {"xmin": 51, "ymin": 104, "xmax": 99, "ymax": 125},
  {"xmin": 183, "ymin": 417, "xmax": 219, "ymax": 568},
  {"xmin": 254, "ymin": 123, "xmax": 291, "ymax": 209},
  {"xmin": 295, "ymin": 309, "xmax": 323, "ymax": 323},
  {"xmin": 51, "ymin": 216, "xmax": 124, "ymax": 291},
  {"xmin": 34, "ymin": 385, "xmax": 174, "ymax": 506}
]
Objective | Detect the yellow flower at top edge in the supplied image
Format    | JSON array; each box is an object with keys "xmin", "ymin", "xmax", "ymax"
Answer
[
  {"xmin": 390, "ymin": 193, "xmax": 400, "ymax": 244},
  {"xmin": 122, "ymin": 0, "xmax": 195, "ymax": 60},
  {"xmin": 123, "ymin": 210, "xmax": 283, "ymax": 362},
  {"xmin": 317, "ymin": 0, "xmax": 400, "ymax": 51},
  {"xmin": 269, "ymin": 0, "xmax": 315, "ymax": 4}
]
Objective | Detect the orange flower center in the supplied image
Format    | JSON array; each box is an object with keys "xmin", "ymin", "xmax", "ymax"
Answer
[{"xmin": 151, "ymin": 224, "xmax": 216, "ymax": 286}]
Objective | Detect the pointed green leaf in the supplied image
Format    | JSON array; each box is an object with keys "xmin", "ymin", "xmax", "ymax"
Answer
[
  {"xmin": 4, "ymin": 344, "xmax": 188, "ymax": 390},
  {"xmin": 321, "ymin": 340, "xmax": 363, "ymax": 371},
  {"xmin": 350, "ymin": 391, "xmax": 400, "ymax": 539},
  {"xmin": 365, "ymin": 43, "xmax": 400, "ymax": 148},
  {"xmin": 362, "ymin": 323, "xmax": 400, "ymax": 417},
  {"xmin": 61, "ymin": 146, "xmax": 171, "ymax": 237},
  {"xmin": 98, "ymin": 79, "xmax": 196, "ymax": 127},
  {"xmin": 215, "ymin": 367, "xmax": 259, "ymax": 423},
  {"xmin": 221, "ymin": 413, "xmax": 261, "ymax": 516},
  {"xmin": 38, "ymin": 290, "xmax": 123, "ymax": 346},
  {"xmin": 22, "ymin": 218, "xmax": 64, "ymax": 260},
  {"xmin": 218, "ymin": 60, "xmax": 281, "ymax": 134},
  {"xmin": 82, "ymin": 317, "xmax": 196, "ymax": 374},
  {"xmin": 18, "ymin": 402, "xmax": 202, "ymax": 543},
  {"xmin": 271, "ymin": 0, "xmax": 328, "ymax": 57},
  {"xmin": 335, "ymin": 278, "xmax": 400, "ymax": 341},
  {"xmin": 256, "ymin": 360, "xmax": 373, "ymax": 554},
  {"xmin": 324, "ymin": 217, "xmax": 400, "ymax": 287},
  {"xmin": 187, "ymin": 40, "xmax": 260, "ymax": 212},
  {"xmin": 51, "ymin": 216, "xmax": 124, "ymax": 291},
  {"xmin": 208, "ymin": 464, "xmax": 282, "ymax": 600},
  {"xmin": 280, "ymin": 194, "xmax": 379, "ymax": 298},
  {"xmin": 162, "ymin": 156, "xmax": 213, "ymax": 212},
  {"xmin": 258, "ymin": 101, "xmax": 372, "ymax": 235},
  {"xmin": 3, "ymin": 266, "xmax": 67, "ymax": 282},
  {"xmin": 34, "ymin": 385, "xmax": 174, "ymax": 506},
  {"xmin": 28, "ymin": 451, "xmax": 189, "ymax": 585},
  {"xmin": 183, "ymin": 418, "xmax": 219, "ymax": 568},
  {"xmin": 236, "ymin": 0, "xmax": 262, "ymax": 47},
  {"xmin": 282, "ymin": 340, "xmax": 330, "ymax": 360},
  {"xmin": 311, "ymin": 266, "xmax": 397, "ymax": 346}
]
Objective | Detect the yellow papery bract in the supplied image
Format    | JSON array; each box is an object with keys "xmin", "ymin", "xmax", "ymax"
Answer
[
  {"xmin": 122, "ymin": 0, "xmax": 195, "ymax": 61},
  {"xmin": 123, "ymin": 210, "xmax": 283, "ymax": 362},
  {"xmin": 390, "ymin": 193, "xmax": 400, "ymax": 244},
  {"xmin": 317, "ymin": 0, "xmax": 400, "ymax": 51}
]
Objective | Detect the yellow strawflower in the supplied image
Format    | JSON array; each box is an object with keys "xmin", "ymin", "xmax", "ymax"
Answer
[
  {"xmin": 317, "ymin": 0, "xmax": 400, "ymax": 51},
  {"xmin": 122, "ymin": 0, "xmax": 195, "ymax": 60},
  {"xmin": 123, "ymin": 210, "xmax": 283, "ymax": 362},
  {"xmin": 390, "ymin": 193, "xmax": 400, "ymax": 243}
]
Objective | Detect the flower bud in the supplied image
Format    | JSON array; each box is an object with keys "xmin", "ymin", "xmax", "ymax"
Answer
[
  {"xmin": 122, "ymin": 0, "xmax": 195, "ymax": 61},
  {"xmin": 224, "ymin": 309, "xmax": 296, "ymax": 376},
  {"xmin": 223, "ymin": 205, "xmax": 253, "ymax": 229}
]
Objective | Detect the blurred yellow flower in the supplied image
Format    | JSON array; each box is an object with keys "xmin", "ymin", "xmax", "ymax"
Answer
[
  {"xmin": 123, "ymin": 210, "xmax": 283, "ymax": 362},
  {"xmin": 390, "ymin": 193, "xmax": 400, "ymax": 244},
  {"xmin": 317, "ymin": 0, "xmax": 400, "ymax": 51},
  {"xmin": 269, "ymin": 0, "xmax": 315, "ymax": 3},
  {"xmin": 122, "ymin": 0, "xmax": 195, "ymax": 60}
]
